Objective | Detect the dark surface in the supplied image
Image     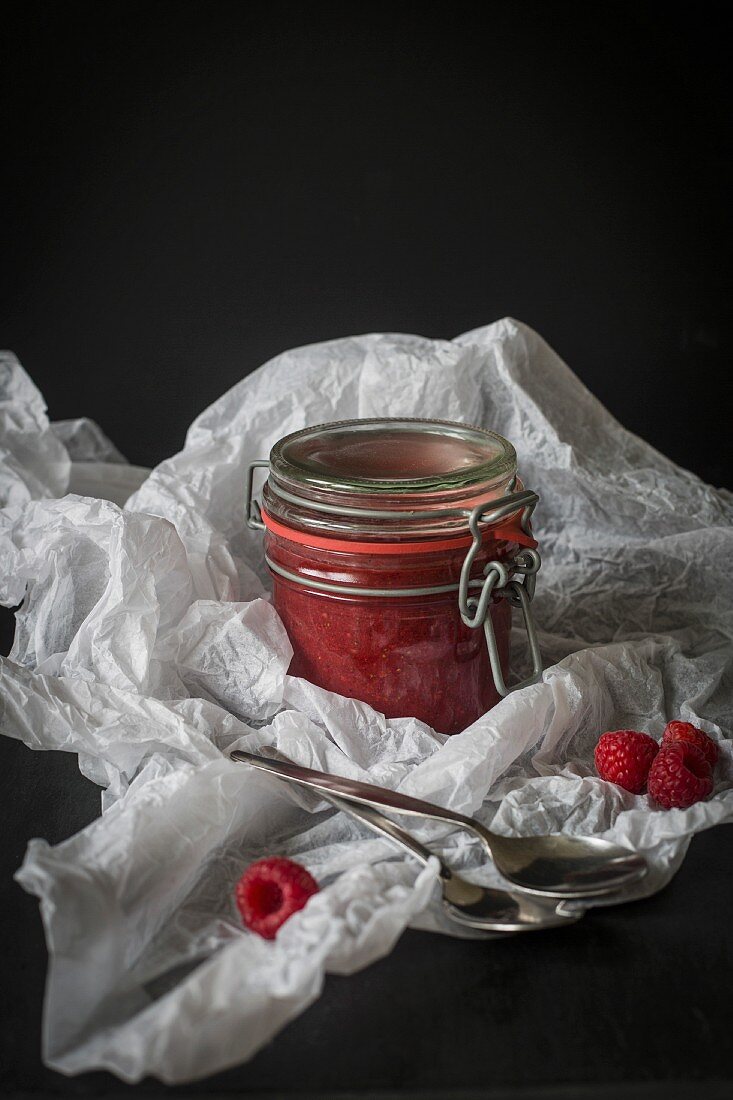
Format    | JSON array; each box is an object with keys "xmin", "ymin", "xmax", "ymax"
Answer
[
  {"xmin": 1, "ymin": 0, "xmax": 732, "ymax": 487},
  {"xmin": 1, "ymin": 719, "xmax": 732, "ymax": 1098},
  {"xmin": 2, "ymin": 3, "xmax": 733, "ymax": 1097}
]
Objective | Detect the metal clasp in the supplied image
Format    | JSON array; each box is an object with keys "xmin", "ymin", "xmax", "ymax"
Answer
[
  {"xmin": 458, "ymin": 493, "xmax": 543, "ymax": 698},
  {"xmin": 245, "ymin": 460, "xmax": 269, "ymax": 530}
]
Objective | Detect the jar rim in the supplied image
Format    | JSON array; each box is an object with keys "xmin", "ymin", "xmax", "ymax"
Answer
[{"xmin": 270, "ymin": 417, "xmax": 517, "ymax": 494}]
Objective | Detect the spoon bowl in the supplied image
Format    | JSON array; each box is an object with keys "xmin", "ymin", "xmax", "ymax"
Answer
[{"xmin": 474, "ymin": 830, "xmax": 648, "ymax": 898}]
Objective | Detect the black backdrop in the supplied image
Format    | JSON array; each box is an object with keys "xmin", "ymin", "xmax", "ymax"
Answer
[
  {"xmin": 2, "ymin": 6, "xmax": 733, "ymax": 1095},
  {"xmin": 2, "ymin": 0, "xmax": 731, "ymax": 485}
]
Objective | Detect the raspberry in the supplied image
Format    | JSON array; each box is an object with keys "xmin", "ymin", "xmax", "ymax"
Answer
[
  {"xmin": 662, "ymin": 720, "xmax": 719, "ymax": 768},
  {"xmin": 647, "ymin": 742, "xmax": 713, "ymax": 809},
  {"xmin": 594, "ymin": 730, "xmax": 659, "ymax": 794},
  {"xmin": 235, "ymin": 857, "xmax": 319, "ymax": 940}
]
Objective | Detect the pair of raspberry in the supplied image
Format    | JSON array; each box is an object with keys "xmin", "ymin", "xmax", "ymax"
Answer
[{"xmin": 594, "ymin": 721, "xmax": 719, "ymax": 809}]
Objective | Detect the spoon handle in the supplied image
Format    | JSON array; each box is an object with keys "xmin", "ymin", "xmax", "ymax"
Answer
[
  {"xmin": 322, "ymin": 792, "xmax": 444, "ymax": 876},
  {"xmin": 230, "ymin": 749, "xmax": 482, "ymax": 839}
]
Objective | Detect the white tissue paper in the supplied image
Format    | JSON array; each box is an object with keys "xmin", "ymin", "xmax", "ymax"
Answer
[{"xmin": 1, "ymin": 319, "xmax": 732, "ymax": 1084}]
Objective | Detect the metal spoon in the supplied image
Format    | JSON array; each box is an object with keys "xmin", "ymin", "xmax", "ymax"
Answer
[
  {"xmin": 323, "ymin": 791, "xmax": 581, "ymax": 933},
  {"xmin": 230, "ymin": 750, "xmax": 647, "ymax": 898}
]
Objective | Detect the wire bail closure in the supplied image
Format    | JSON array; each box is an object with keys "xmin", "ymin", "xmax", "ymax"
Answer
[
  {"xmin": 246, "ymin": 459, "xmax": 543, "ymax": 698},
  {"xmin": 457, "ymin": 491, "xmax": 543, "ymax": 696},
  {"xmin": 246, "ymin": 460, "xmax": 269, "ymax": 530}
]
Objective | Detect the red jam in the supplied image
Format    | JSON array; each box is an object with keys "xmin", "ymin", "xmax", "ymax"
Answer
[
  {"xmin": 266, "ymin": 529, "xmax": 515, "ymax": 735},
  {"xmin": 256, "ymin": 418, "xmax": 536, "ymax": 736}
]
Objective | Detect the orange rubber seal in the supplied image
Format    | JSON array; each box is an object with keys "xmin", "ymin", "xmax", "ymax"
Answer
[{"xmin": 260, "ymin": 507, "xmax": 537, "ymax": 555}]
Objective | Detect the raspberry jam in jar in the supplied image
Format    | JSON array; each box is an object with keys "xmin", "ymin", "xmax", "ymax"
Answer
[{"xmin": 248, "ymin": 419, "xmax": 542, "ymax": 735}]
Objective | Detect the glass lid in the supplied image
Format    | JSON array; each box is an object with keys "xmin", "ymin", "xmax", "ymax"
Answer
[
  {"xmin": 270, "ymin": 418, "xmax": 516, "ymax": 494},
  {"xmin": 263, "ymin": 418, "xmax": 519, "ymax": 539}
]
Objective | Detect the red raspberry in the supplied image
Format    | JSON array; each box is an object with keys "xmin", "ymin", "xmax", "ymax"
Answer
[
  {"xmin": 235, "ymin": 857, "xmax": 319, "ymax": 940},
  {"xmin": 662, "ymin": 720, "xmax": 719, "ymax": 768},
  {"xmin": 594, "ymin": 730, "xmax": 659, "ymax": 794},
  {"xmin": 647, "ymin": 742, "xmax": 713, "ymax": 809}
]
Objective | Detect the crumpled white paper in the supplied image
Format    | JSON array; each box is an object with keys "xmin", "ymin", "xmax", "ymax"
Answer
[{"xmin": 1, "ymin": 319, "xmax": 732, "ymax": 1084}]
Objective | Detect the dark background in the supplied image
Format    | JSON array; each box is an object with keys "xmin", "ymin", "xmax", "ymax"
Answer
[
  {"xmin": 1, "ymin": 0, "xmax": 731, "ymax": 485},
  {"xmin": 2, "ymin": 3, "xmax": 732, "ymax": 1098}
]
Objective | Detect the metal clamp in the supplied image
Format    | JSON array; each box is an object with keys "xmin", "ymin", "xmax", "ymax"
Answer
[
  {"xmin": 469, "ymin": 549, "xmax": 543, "ymax": 697},
  {"xmin": 458, "ymin": 492, "xmax": 543, "ymax": 697},
  {"xmin": 245, "ymin": 460, "xmax": 269, "ymax": 530}
]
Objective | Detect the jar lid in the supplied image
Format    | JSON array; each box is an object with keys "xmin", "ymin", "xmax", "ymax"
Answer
[
  {"xmin": 271, "ymin": 418, "xmax": 516, "ymax": 493},
  {"xmin": 264, "ymin": 417, "xmax": 519, "ymax": 539}
]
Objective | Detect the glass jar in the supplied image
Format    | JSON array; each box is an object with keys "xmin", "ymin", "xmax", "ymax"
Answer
[{"xmin": 247, "ymin": 418, "xmax": 542, "ymax": 735}]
